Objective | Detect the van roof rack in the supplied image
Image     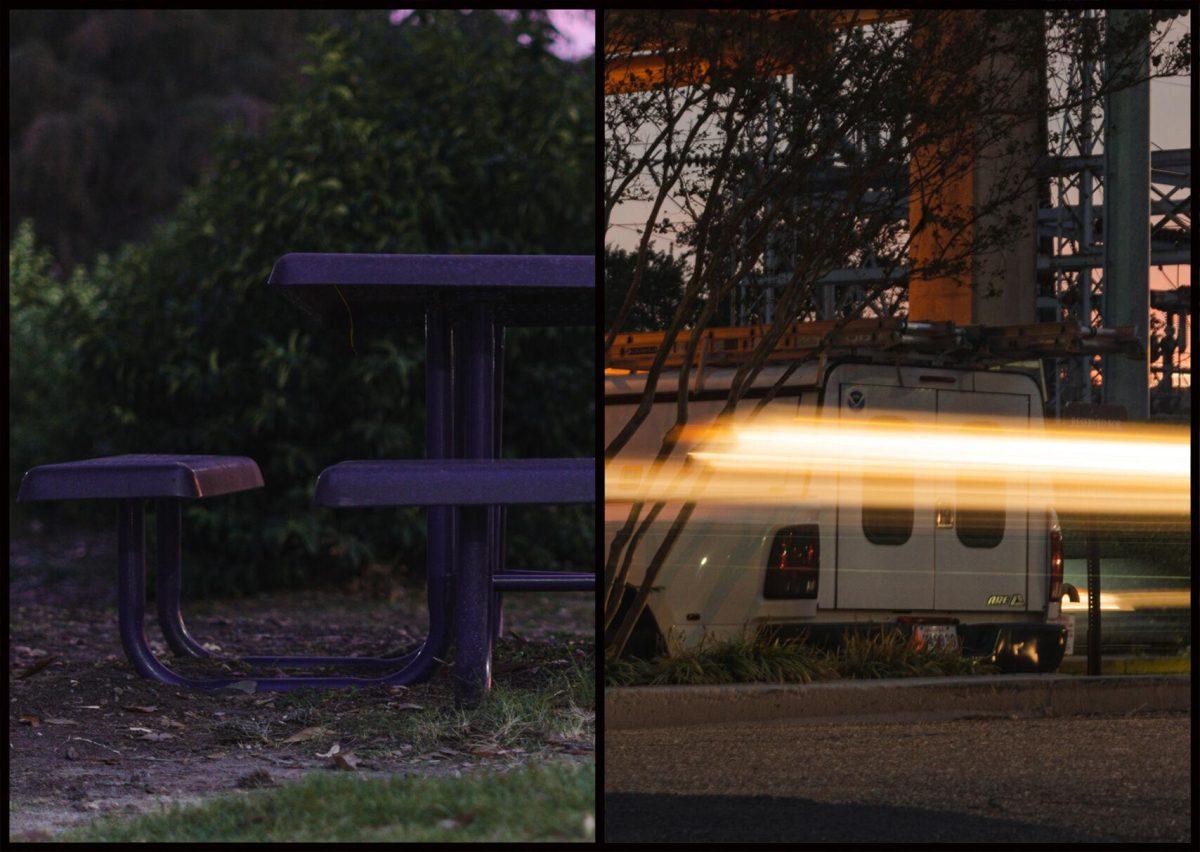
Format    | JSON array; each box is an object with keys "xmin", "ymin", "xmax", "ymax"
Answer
[{"xmin": 605, "ymin": 319, "xmax": 1144, "ymax": 371}]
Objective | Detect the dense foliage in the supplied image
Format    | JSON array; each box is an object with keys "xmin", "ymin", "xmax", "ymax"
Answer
[
  {"xmin": 10, "ymin": 10, "xmax": 595, "ymax": 595},
  {"xmin": 603, "ymin": 246, "xmax": 693, "ymax": 332},
  {"xmin": 9, "ymin": 9, "xmax": 359, "ymax": 268}
]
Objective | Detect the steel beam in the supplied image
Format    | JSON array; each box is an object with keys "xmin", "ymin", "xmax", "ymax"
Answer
[{"xmin": 1102, "ymin": 9, "xmax": 1152, "ymax": 419}]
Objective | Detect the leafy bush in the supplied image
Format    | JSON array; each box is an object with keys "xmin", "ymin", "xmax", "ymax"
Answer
[{"xmin": 10, "ymin": 11, "xmax": 594, "ymax": 595}]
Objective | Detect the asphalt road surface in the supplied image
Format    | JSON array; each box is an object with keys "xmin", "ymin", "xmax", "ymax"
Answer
[{"xmin": 604, "ymin": 712, "xmax": 1190, "ymax": 843}]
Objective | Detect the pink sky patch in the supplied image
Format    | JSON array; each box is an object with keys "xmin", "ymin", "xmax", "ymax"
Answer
[{"xmin": 390, "ymin": 9, "xmax": 595, "ymax": 60}]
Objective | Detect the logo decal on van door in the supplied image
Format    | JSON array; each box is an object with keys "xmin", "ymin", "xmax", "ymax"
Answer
[
  {"xmin": 847, "ymin": 389, "xmax": 866, "ymax": 410},
  {"xmin": 986, "ymin": 593, "xmax": 1025, "ymax": 607}
]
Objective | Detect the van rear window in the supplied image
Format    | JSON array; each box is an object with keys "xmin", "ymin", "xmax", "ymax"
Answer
[
  {"xmin": 955, "ymin": 421, "xmax": 1005, "ymax": 548},
  {"xmin": 861, "ymin": 416, "xmax": 913, "ymax": 546},
  {"xmin": 956, "ymin": 479, "xmax": 1005, "ymax": 548}
]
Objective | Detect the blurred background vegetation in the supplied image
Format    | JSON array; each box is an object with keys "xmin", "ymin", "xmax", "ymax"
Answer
[{"xmin": 10, "ymin": 9, "xmax": 595, "ymax": 596}]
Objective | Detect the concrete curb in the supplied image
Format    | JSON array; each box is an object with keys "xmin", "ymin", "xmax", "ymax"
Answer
[{"xmin": 605, "ymin": 674, "xmax": 1191, "ymax": 730}]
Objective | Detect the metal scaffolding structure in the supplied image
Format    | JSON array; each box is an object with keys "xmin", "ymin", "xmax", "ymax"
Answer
[
  {"xmin": 1039, "ymin": 9, "xmax": 1190, "ymax": 419},
  {"xmin": 728, "ymin": 11, "xmax": 1191, "ymax": 419}
]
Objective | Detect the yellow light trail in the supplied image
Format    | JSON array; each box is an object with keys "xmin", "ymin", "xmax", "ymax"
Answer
[
  {"xmin": 605, "ymin": 414, "xmax": 1191, "ymax": 516},
  {"xmin": 1061, "ymin": 589, "xmax": 1191, "ymax": 612}
]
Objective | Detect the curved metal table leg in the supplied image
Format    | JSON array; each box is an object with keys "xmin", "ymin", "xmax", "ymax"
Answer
[
  {"xmin": 155, "ymin": 499, "xmax": 211, "ymax": 658},
  {"xmin": 152, "ymin": 498, "xmax": 425, "ymax": 669},
  {"xmin": 120, "ymin": 499, "xmax": 451, "ymax": 690},
  {"xmin": 120, "ymin": 306, "xmax": 457, "ymax": 690}
]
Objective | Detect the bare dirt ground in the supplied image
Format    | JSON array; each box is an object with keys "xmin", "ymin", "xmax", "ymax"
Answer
[{"xmin": 9, "ymin": 527, "xmax": 594, "ymax": 840}]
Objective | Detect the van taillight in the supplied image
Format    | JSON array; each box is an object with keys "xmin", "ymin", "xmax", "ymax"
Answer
[
  {"xmin": 1048, "ymin": 522, "xmax": 1064, "ymax": 602},
  {"xmin": 764, "ymin": 525, "xmax": 819, "ymax": 599}
]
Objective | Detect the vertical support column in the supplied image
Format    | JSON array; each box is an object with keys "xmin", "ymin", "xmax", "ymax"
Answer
[
  {"xmin": 1085, "ymin": 518, "xmax": 1102, "ymax": 676},
  {"xmin": 425, "ymin": 305, "xmax": 455, "ymax": 656},
  {"xmin": 490, "ymin": 327, "xmax": 506, "ymax": 641},
  {"xmin": 1103, "ymin": 8, "xmax": 1150, "ymax": 419},
  {"xmin": 454, "ymin": 302, "xmax": 495, "ymax": 705},
  {"xmin": 906, "ymin": 9, "xmax": 977, "ymax": 325}
]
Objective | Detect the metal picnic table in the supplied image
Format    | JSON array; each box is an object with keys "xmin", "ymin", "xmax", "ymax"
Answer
[{"xmin": 17, "ymin": 253, "xmax": 596, "ymax": 705}]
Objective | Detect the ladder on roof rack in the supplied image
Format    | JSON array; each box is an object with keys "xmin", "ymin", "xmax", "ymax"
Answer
[{"xmin": 605, "ymin": 319, "xmax": 1145, "ymax": 371}]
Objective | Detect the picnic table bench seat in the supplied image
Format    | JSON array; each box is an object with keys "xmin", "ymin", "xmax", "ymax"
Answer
[
  {"xmin": 313, "ymin": 458, "xmax": 595, "ymax": 507},
  {"xmin": 16, "ymin": 454, "xmax": 264, "ymax": 502}
]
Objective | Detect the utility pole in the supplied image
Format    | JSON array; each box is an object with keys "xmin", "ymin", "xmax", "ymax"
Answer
[{"xmin": 1102, "ymin": 9, "xmax": 1151, "ymax": 419}]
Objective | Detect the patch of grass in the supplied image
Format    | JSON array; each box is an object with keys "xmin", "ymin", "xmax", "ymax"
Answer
[
  {"xmin": 608, "ymin": 635, "xmax": 837, "ymax": 686},
  {"xmin": 607, "ymin": 629, "xmax": 995, "ymax": 686},
  {"xmin": 265, "ymin": 639, "xmax": 594, "ymax": 756},
  {"xmin": 63, "ymin": 760, "xmax": 595, "ymax": 842}
]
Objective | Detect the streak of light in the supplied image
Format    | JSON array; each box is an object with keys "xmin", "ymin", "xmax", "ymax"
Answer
[
  {"xmin": 605, "ymin": 413, "xmax": 1190, "ymax": 516},
  {"xmin": 1061, "ymin": 589, "xmax": 1191, "ymax": 612}
]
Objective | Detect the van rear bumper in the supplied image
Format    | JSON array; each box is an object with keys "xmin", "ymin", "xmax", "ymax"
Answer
[
  {"xmin": 763, "ymin": 620, "xmax": 1068, "ymax": 673},
  {"xmin": 958, "ymin": 622, "xmax": 1068, "ymax": 674}
]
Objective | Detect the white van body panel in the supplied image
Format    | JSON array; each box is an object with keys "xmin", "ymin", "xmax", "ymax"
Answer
[{"xmin": 605, "ymin": 359, "xmax": 1051, "ymax": 651}]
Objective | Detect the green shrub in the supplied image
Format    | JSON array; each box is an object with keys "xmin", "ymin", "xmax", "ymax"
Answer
[{"xmin": 10, "ymin": 11, "xmax": 594, "ymax": 595}]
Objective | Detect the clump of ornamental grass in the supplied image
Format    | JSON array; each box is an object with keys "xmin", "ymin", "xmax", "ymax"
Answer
[{"xmin": 608, "ymin": 628, "xmax": 996, "ymax": 686}]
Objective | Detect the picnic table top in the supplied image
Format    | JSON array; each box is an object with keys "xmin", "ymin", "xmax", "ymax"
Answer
[
  {"xmin": 269, "ymin": 253, "xmax": 595, "ymax": 328},
  {"xmin": 314, "ymin": 458, "xmax": 595, "ymax": 507}
]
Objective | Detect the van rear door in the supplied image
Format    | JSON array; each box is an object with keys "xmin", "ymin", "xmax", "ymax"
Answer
[
  {"xmin": 833, "ymin": 380, "xmax": 936, "ymax": 611},
  {"xmin": 933, "ymin": 388, "xmax": 1031, "ymax": 612}
]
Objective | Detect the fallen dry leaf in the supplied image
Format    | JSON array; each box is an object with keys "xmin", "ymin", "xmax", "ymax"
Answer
[
  {"xmin": 18, "ymin": 715, "xmax": 41, "ymax": 727},
  {"xmin": 331, "ymin": 751, "xmax": 360, "ymax": 771},
  {"xmin": 122, "ymin": 705, "xmax": 158, "ymax": 714},
  {"xmin": 42, "ymin": 718, "xmax": 79, "ymax": 726},
  {"xmin": 64, "ymin": 746, "xmax": 80, "ymax": 761},
  {"xmin": 159, "ymin": 717, "xmax": 187, "ymax": 730},
  {"xmin": 135, "ymin": 732, "xmax": 175, "ymax": 742},
  {"xmin": 224, "ymin": 681, "xmax": 257, "ymax": 694},
  {"xmin": 316, "ymin": 743, "xmax": 340, "ymax": 759},
  {"xmin": 281, "ymin": 726, "xmax": 331, "ymax": 744}
]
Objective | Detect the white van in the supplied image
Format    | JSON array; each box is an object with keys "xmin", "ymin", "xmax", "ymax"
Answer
[{"xmin": 604, "ymin": 356, "xmax": 1071, "ymax": 673}]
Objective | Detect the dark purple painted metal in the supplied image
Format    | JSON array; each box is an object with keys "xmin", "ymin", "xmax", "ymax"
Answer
[
  {"xmin": 313, "ymin": 459, "xmax": 595, "ymax": 507},
  {"xmin": 453, "ymin": 303, "xmax": 496, "ymax": 706},
  {"xmin": 117, "ymin": 498, "xmax": 455, "ymax": 691},
  {"xmin": 151, "ymin": 498, "xmax": 426, "ymax": 669},
  {"xmin": 18, "ymin": 455, "xmax": 263, "ymax": 502},
  {"xmin": 155, "ymin": 499, "xmax": 210, "ymax": 658},
  {"xmin": 492, "ymin": 571, "xmax": 595, "ymax": 592},
  {"xmin": 268, "ymin": 253, "xmax": 595, "ymax": 328},
  {"xmin": 490, "ymin": 329, "xmax": 506, "ymax": 641}
]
